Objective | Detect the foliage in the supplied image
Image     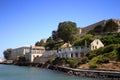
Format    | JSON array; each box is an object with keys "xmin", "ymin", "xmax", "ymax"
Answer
[
  {"xmin": 101, "ymin": 33, "xmax": 120, "ymax": 46},
  {"xmin": 89, "ymin": 55, "xmax": 109, "ymax": 68},
  {"xmin": 87, "ymin": 44, "xmax": 120, "ymax": 68},
  {"xmin": 79, "ymin": 57, "xmax": 89, "ymax": 64},
  {"xmin": 3, "ymin": 48, "xmax": 12, "ymax": 60},
  {"xmin": 45, "ymin": 41, "xmax": 64, "ymax": 50},
  {"xmin": 116, "ymin": 45, "xmax": 120, "ymax": 61},
  {"xmin": 52, "ymin": 57, "xmax": 67, "ymax": 65},
  {"xmin": 87, "ymin": 30, "xmax": 95, "ymax": 35},
  {"xmin": 35, "ymin": 21, "xmax": 78, "ymax": 50},
  {"xmin": 46, "ymin": 37, "xmax": 54, "ymax": 42},
  {"xmin": 87, "ymin": 20, "xmax": 119, "ymax": 35},
  {"xmin": 89, "ymin": 60, "xmax": 98, "ymax": 68},
  {"xmin": 50, "ymin": 57, "xmax": 89, "ymax": 68},
  {"xmin": 57, "ymin": 21, "xmax": 78, "ymax": 43},
  {"xmin": 73, "ymin": 34, "xmax": 93, "ymax": 46},
  {"xmin": 87, "ymin": 44, "xmax": 119, "ymax": 60},
  {"xmin": 52, "ymin": 30, "xmax": 60, "ymax": 41},
  {"xmin": 18, "ymin": 55, "xmax": 26, "ymax": 62},
  {"xmin": 68, "ymin": 59, "xmax": 79, "ymax": 68},
  {"xmin": 35, "ymin": 39, "xmax": 46, "ymax": 46}
]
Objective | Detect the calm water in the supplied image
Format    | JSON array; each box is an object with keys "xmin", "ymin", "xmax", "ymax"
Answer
[{"xmin": 0, "ymin": 64, "xmax": 101, "ymax": 80}]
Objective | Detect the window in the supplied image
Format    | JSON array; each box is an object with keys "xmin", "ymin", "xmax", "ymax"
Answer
[
  {"xmin": 80, "ymin": 52, "xmax": 84, "ymax": 58},
  {"xmin": 97, "ymin": 41, "xmax": 99, "ymax": 45},
  {"xmin": 95, "ymin": 46, "xmax": 97, "ymax": 49},
  {"xmin": 62, "ymin": 54, "xmax": 64, "ymax": 58},
  {"xmin": 71, "ymin": 53, "xmax": 73, "ymax": 58},
  {"xmin": 75, "ymin": 53, "xmax": 78, "ymax": 58},
  {"xmin": 37, "ymin": 55, "xmax": 39, "ymax": 57},
  {"xmin": 93, "ymin": 46, "xmax": 94, "ymax": 50}
]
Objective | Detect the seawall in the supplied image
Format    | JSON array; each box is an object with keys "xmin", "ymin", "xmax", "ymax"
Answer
[
  {"xmin": 48, "ymin": 65, "xmax": 120, "ymax": 80},
  {"xmin": 2, "ymin": 62, "xmax": 120, "ymax": 79}
]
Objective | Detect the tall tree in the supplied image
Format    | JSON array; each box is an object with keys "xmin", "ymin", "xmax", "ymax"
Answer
[
  {"xmin": 52, "ymin": 30, "xmax": 59, "ymax": 41},
  {"xmin": 57, "ymin": 21, "xmax": 78, "ymax": 43},
  {"xmin": 35, "ymin": 39, "xmax": 46, "ymax": 46},
  {"xmin": 3, "ymin": 48, "xmax": 12, "ymax": 60}
]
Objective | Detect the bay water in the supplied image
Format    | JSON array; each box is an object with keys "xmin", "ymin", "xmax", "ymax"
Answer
[{"xmin": 0, "ymin": 64, "xmax": 101, "ymax": 80}]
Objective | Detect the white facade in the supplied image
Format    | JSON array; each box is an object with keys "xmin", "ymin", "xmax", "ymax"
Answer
[
  {"xmin": 58, "ymin": 39, "xmax": 104, "ymax": 59},
  {"xmin": 10, "ymin": 46, "xmax": 45, "ymax": 62},
  {"xmin": 25, "ymin": 46, "xmax": 45, "ymax": 62},
  {"xmin": 58, "ymin": 46, "xmax": 89, "ymax": 58},
  {"xmin": 10, "ymin": 46, "xmax": 29, "ymax": 60},
  {"xmin": 91, "ymin": 39, "xmax": 104, "ymax": 50}
]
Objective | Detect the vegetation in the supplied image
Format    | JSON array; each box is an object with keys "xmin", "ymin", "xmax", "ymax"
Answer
[
  {"xmin": 17, "ymin": 55, "xmax": 26, "ymax": 62},
  {"xmin": 35, "ymin": 21, "xmax": 78, "ymax": 50},
  {"xmin": 100, "ymin": 33, "xmax": 120, "ymax": 46},
  {"xmin": 35, "ymin": 39, "xmax": 45, "ymax": 46},
  {"xmin": 3, "ymin": 19, "xmax": 120, "ymax": 70},
  {"xmin": 49, "ymin": 57, "xmax": 88, "ymax": 68},
  {"xmin": 89, "ymin": 55, "xmax": 109, "ymax": 68},
  {"xmin": 87, "ymin": 19, "xmax": 119, "ymax": 35},
  {"xmin": 3, "ymin": 49, "xmax": 12, "ymax": 60},
  {"xmin": 57, "ymin": 21, "xmax": 78, "ymax": 43},
  {"xmin": 87, "ymin": 44, "xmax": 120, "ymax": 68},
  {"xmin": 46, "ymin": 32, "xmax": 120, "ymax": 68},
  {"xmin": 72, "ymin": 34, "xmax": 94, "ymax": 46},
  {"xmin": 45, "ymin": 40, "xmax": 64, "ymax": 50}
]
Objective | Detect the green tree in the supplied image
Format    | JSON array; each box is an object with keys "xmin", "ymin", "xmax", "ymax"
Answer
[
  {"xmin": 46, "ymin": 37, "xmax": 53, "ymax": 42},
  {"xmin": 116, "ymin": 45, "xmax": 120, "ymax": 61},
  {"xmin": 3, "ymin": 49, "xmax": 12, "ymax": 60},
  {"xmin": 35, "ymin": 41, "xmax": 40, "ymax": 46},
  {"xmin": 73, "ymin": 34, "xmax": 93, "ymax": 46},
  {"xmin": 35, "ymin": 39, "xmax": 46, "ymax": 46},
  {"xmin": 52, "ymin": 30, "xmax": 59, "ymax": 41},
  {"xmin": 57, "ymin": 21, "xmax": 78, "ymax": 43},
  {"xmin": 18, "ymin": 55, "xmax": 26, "ymax": 62}
]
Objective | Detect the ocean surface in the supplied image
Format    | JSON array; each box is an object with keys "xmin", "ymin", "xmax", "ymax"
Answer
[{"xmin": 0, "ymin": 64, "xmax": 101, "ymax": 80}]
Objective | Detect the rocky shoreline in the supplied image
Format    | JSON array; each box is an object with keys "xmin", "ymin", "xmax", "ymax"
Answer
[{"xmin": 2, "ymin": 62, "xmax": 118, "ymax": 80}]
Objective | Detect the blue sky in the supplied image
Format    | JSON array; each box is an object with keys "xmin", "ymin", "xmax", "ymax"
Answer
[{"xmin": 0, "ymin": 0, "xmax": 120, "ymax": 58}]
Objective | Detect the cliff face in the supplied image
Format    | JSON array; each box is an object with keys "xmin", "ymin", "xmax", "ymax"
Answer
[{"xmin": 78, "ymin": 19, "xmax": 120, "ymax": 36}]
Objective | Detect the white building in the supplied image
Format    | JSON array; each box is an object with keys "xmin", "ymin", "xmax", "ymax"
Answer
[
  {"xmin": 25, "ymin": 46, "xmax": 45, "ymax": 62},
  {"xmin": 91, "ymin": 39, "xmax": 104, "ymax": 50},
  {"xmin": 58, "ymin": 43, "xmax": 89, "ymax": 58},
  {"xmin": 58, "ymin": 39, "xmax": 104, "ymax": 59},
  {"xmin": 10, "ymin": 46, "xmax": 45, "ymax": 62},
  {"xmin": 10, "ymin": 46, "xmax": 30, "ymax": 60}
]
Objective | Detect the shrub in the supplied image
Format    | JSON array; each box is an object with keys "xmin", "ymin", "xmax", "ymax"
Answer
[
  {"xmin": 116, "ymin": 45, "xmax": 120, "ymax": 61},
  {"xmin": 52, "ymin": 57, "xmax": 67, "ymax": 65},
  {"xmin": 69, "ymin": 59, "xmax": 79, "ymax": 68},
  {"xmin": 96, "ymin": 55, "xmax": 109, "ymax": 64},
  {"xmin": 89, "ymin": 62, "xmax": 97, "ymax": 68},
  {"xmin": 46, "ymin": 58, "xmax": 55, "ymax": 64},
  {"xmin": 89, "ymin": 58, "xmax": 98, "ymax": 68},
  {"xmin": 18, "ymin": 55, "xmax": 26, "ymax": 62},
  {"xmin": 89, "ymin": 55, "xmax": 109, "ymax": 68},
  {"xmin": 79, "ymin": 57, "xmax": 89, "ymax": 64}
]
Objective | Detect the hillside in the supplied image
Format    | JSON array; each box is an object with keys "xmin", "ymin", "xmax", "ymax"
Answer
[{"xmin": 79, "ymin": 18, "xmax": 120, "ymax": 36}]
